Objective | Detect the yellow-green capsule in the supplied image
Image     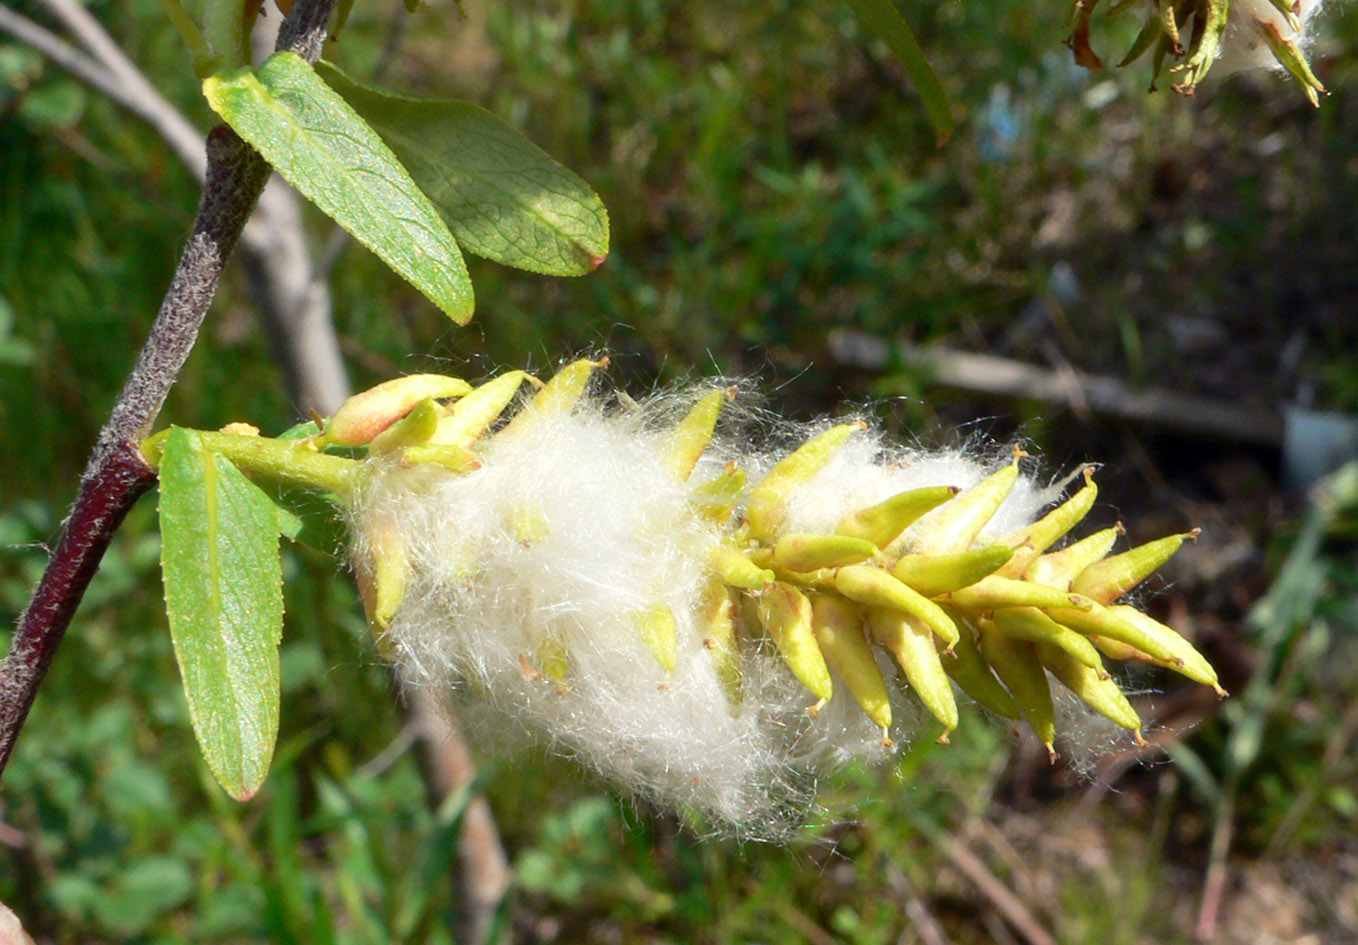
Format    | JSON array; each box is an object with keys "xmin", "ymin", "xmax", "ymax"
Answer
[
  {"xmin": 811, "ymin": 593, "xmax": 893, "ymax": 735},
  {"xmin": 941, "ymin": 575, "xmax": 1092, "ymax": 613},
  {"xmin": 997, "ymin": 468, "xmax": 1097, "ymax": 578},
  {"xmin": 938, "ymin": 617, "xmax": 1020, "ymax": 719},
  {"xmin": 977, "ymin": 627, "xmax": 1055, "ymax": 759},
  {"xmin": 710, "ymin": 545, "xmax": 776, "ymax": 590},
  {"xmin": 1257, "ymin": 18, "xmax": 1326, "ymax": 106},
  {"xmin": 431, "ymin": 370, "xmax": 533, "ymax": 448},
  {"xmin": 1265, "ymin": 0, "xmax": 1302, "ymax": 32},
  {"xmin": 499, "ymin": 357, "xmax": 605, "ymax": 439},
  {"xmin": 1025, "ymin": 525, "xmax": 1124, "ymax": 589},
  {"xmin": 833, "ymin": 565, "xmax": 960, "ymax": 646},
  {"xmin": 866, "ymin": 607, "xmax": 958, "ymax": 737},
  {"xmin": 1116, "ymin": 5, "xmax": 1164, "ymax": 68},
  {"xmin": 905, "ymin": 449, "xmax": 1023, "ymax": 555},
  {"xmin": 536, "ymin": 635, "xmax": 570, "ymax": 683},
  {"xmin": 835, "ymin": 485, "xmax": 959, "ymax": 549},
  {"xmin": 746, "ymin": 422, "xmax": 865, "ymax": 540},
  {"xmin": 1106, "ymin": 605, "xmax": 1225, "ymax": 695},
  {"xmin": 322, "ymin": 374, "xmax": 472, "ymax": 447},
  {"xmin": 1035, "ymin": 642, "xmax": 1143, "ymax": 737},
  {"xmin": 369, "ymin": 397, "xmax": 442, "ymax": 454},
  {"xmin": 634, "ymin": 603, "xmax": 678, "ymax": 674},
  {"xmin": 757, "ymin": 582, "xmax": 833, "ymax": 707},
  {"xmin": 1044, "ymin": 601, "xmax": 1178, "ymax": 662},
  {"xmin": 698, "ymin": 579, "xmax": 742, "ymax": 703},
  {"xmin": 509, "ymin": 503, "xmax": 550, "ymax": 544},
  {"xmin": 892, "ymin": 545, "xmax": 1013, "ymax": 598},
  {"xmin": 774, "ymin": 533, "xmax": 879, "ymax": 572},
  {"xmin": 691, "ymin": 462, "xmax": 747, "ymax": 525},
  {"xmin": 987, "ymin": 608, "xmax": 1103, "ymax": 671},
  {"xmin": 1161, "ymin": 0, "xmax": 1183, "ymax": 53},
  {"xmin": 355, "ymin": 517, "xmax": 409, "ymax": 643},
  {"xmin": 663, "ymin": 387, "xmax": 733, "ymax": 482},
  {"xmin": 399, "ymin": 442, "xmax": 483, "ymax": 474},
  {"xmin": 1070, "ymin": 530, "xmax": 1198, "ymax": 605}
]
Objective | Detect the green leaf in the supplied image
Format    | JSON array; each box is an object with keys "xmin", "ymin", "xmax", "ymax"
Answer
[
  {"xmin": 315, "ymin": 61, "xmax": 609, "ymax": 277},
  {"xmin": 203, "ymin": 53, "xmax": 474, "ymax": 323},
  {"xmin": 842, "ymin": 0, "xmax": 953, "ymax": 145},
  {"xmin": 159, "ymin": 427, "xmax": 284, "ymax": 800}
]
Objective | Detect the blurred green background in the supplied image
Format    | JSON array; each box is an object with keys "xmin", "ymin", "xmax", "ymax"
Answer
[{"xmin": 3, "ymin": 0, "xmax": 1358, "ymax": 941}]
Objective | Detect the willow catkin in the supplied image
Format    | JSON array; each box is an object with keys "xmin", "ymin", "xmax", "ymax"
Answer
[{"xmin": 342, "ymin": 365, "xmax": 1219, "ymax": 837}]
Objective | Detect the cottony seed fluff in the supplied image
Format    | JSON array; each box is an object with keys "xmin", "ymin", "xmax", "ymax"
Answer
[{"xmin": 342, "ymin": 362, "xmax": 1221, "ymax": 836}]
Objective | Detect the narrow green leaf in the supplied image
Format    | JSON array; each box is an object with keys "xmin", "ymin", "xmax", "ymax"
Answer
[
  {"xmin": 843, "ymin": 0, "xmax": 954, "ymax": 145},
  {"xmin": 159, "ymin": 427, "xmax": 284, "ymax": 800},
  {"xmin": 315, "ymin": 61, "xmax": 609, "ymax": 277},
  {"xmin": 203, "ymin": 53, "xmax": 474, "ymax": 323}
]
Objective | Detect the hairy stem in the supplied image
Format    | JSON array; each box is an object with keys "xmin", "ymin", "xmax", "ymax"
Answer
[
  {"xmin": 142, "ymin": 429, "xmax": 361, "ymax": 496},
  {"xmin": 0, "ymin": 0, "xmax": 338, "ymax": 779}
]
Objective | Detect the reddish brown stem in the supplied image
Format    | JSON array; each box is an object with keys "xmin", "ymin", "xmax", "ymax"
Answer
[
  {"xmin": 0, "ymin": 444, "xmax": 156, "ymax": 770},
  {"xmin": 0, "ymin": 0, "xmax": 337, "ymax": 780}
]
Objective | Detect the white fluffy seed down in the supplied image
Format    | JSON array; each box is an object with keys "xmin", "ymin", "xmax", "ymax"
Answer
[
  {"xmin": 349, "ymin": 392, "xmax": 1061, "ymax": 835},
  {"xmin": 1217, "ymin": 0, "xmax": 1326, "ymax": 75}
]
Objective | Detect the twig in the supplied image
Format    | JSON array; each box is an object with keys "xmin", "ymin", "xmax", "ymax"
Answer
[
  {"xmin": 0, "ymin": 0, "xmax": 339, "ymax": 779},
  {"xmin": 1195, "ymin": 779, "xmax": 1237, "ymax": 941},
  {"xmin": 908, "ymin": 812, "xmax": 1057, "ymax": 945},
  {"xmin": 33, "ymin": 0, "xmax": 206, "ymax": 172},
  {"xmin": 896, "ymin": 345, "xmax": 1284, "ymax": 447},
  {"xmin": 0, "ymin": 6, "xmax": 120, "ymax": 106},
  {"xmin": 941, "ymin": 835, "xmax": 1059, "ymax": 945},
  {"xmin": 886, "ymin": 861, "xmax": 952, "ymax": 945}
]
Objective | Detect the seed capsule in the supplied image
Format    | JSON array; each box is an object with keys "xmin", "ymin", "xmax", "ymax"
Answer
[
  {"xmin": 905, "ymin": 448, "xmax": 1023, "ymax": 555},
  {"xmin": 977, "ymin": 627, "xmax": 1055, "ymax": 759},
  {"xmin": 710, "ymin": 546, "xmax": 775, "ymax": 590},
  {"xmin": 1106, "ymin": 605, "xmax": 1224, "ymax": 695},
  {"xmin": 367, "ymin": 398, "xmax": 442, "ymax": 453},
  {"xmin": 499, "ymin": 357, "xmax": 605, "ymax": 440},
  {"xmin": 757, "ymin": 582, "xmax": 834, "ymax": 707},
  {"xmin": 691, "ymin": 462, "xmax": 747, "ymax": 525},
  {"xmin": 998, "ymin": 467, "xmax": 1097, "ymax": 578},
  {"xmin": 323, "ymin": 374, "xmax": 472, "ymax": 447},
  {"xmin": 1070, "ymin": 530, "xmax": 1198, "ymax": 605},
  {"xmin": 509, "ymin": 504, "xmax": 550, "ymax": 544},
  {"xmin": 1043, "ymin": 601, "xmax": 1180, "ymax": 664},
  {"xmin": 746, "ymin": 422, "xmax": 864, "ymax": 540},
  {"xmin": 664, "ymin": 387, "xmax": 733, "ymax": 482},
  {"xmin": 698, "ymin": 579, "xmax": 742, "ymax": 703},
  {"xmin": 811, "ymin": 593, "xmax": 893, "ymax": 735},
  {"xmin": 431, "ymin": 370, "xmax": 533, "ymax": 448},
  {"xmin": 1025, "ymin": 525, "xmax": 1123, "ymax": 589},
  {"xmin": 866, "ymin": 607, "xmax": 958, "ymax": 737},
  {"xmin": 399, "ymin": 442, "xmax": 483, "ymax": 474},
  {"xmin": 835, "ymin": 485, "xmax": 959, "ymax": 549},
  {"xmin": 833, "ymin": 565, "xmax": 960, "ymax": 646},
  {"xmin": 892, "ymin": 545, "xmax": 1013, "ymax": 598},
  {"xmin": 1257, "ymin": 17, "xmax": 1326, "ymax": 106},
  {"xmin": 1035, "ymin": 642, "xmax": 1143, "ymax": 737},
  {"xmin": 938, "ymin": 616, "xmax": 1020, "ymax": 719},
  {"xmin": 537, "ymin": 635, "xmax": 570, "ymax": 683},
  {"xmin": 774, "ymin": 533, "xmax": 879, "ymax": 572},
  {"xmin": 355, "ymin": 516, "xmax": 409, "ymax": 643},
  {"xmin": 941, "ymin": 575, "xmax": 1092, "ymax": 613},
  {"xmin": 634, "ymin": 604, "xmax": 678, "ymax": 674},
  {"xmin": 987, "ymin": 608, "xmax": 1103, "ymax": 671}
]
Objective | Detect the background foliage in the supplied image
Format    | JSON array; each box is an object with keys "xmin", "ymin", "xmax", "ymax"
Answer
[{"xmin": 3, "ymin": 0, "xmax": 1358, "ymax": 941}]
